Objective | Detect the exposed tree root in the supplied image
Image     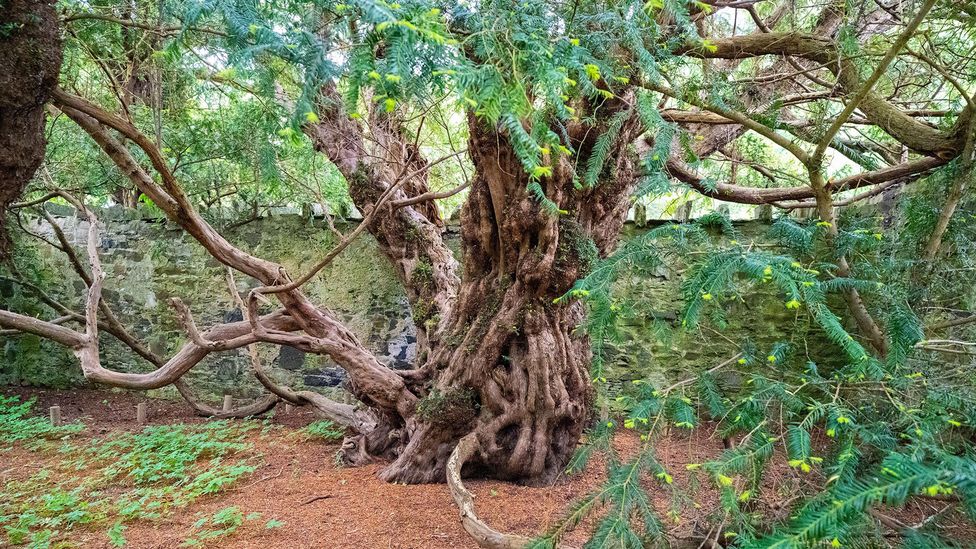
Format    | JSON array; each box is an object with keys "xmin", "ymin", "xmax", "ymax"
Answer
[
  {"xmin": 447, "ymin": 434, "xmax": 577, "ymax": 549},
  {"xmin": 447, "ymin": 434, "xmax": 534, "ymax": 549}
]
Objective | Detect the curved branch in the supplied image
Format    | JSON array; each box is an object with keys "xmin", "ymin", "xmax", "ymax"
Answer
[
  {"xmin": 773, "ymin": 177, "xmax": 904, "ymax": 209},
  {"xmin": 13, "ymin": 201, "xmax": 279, "ymax": 418},
  {"xmin": 675, "ymin": 32, "xmax": 970, "ymax": 158},
  {"xmin": 90, "ymin": 312, "xmax": 298, "ymax": 389},
  {"xmin": 390, "ymin": 181, "xmax": 470, "ymax": 208},
  {"xmin": 174, "ymin": 379, "xmax": 279, "ymax": 419}
]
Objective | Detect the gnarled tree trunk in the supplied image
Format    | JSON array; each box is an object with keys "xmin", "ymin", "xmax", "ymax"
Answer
[{"xmin": 332, "ymin": 103, "xmax": 642, "ymax": 484}]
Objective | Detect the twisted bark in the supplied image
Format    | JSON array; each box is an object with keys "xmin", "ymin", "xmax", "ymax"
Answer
[
  {"xmin": 374, "ymin": 98, "xmax": 642, "ymax": 483},
  {"xmin": 306, "ymin": 85, "xmax": 460, "ymax": 354}
]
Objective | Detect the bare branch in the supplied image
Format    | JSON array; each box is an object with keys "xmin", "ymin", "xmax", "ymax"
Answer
[
  {"xmin": 644, "ymin": 81, "xmax": 812, "ymax": 165},
  {"xmin": 50, "ymin": 88, "xmax": 418, "ymax": 416},
  {"xmin": 390, "ymin": 181, "xmax": 471, "ymax": 208},
  {"xmin": 0, "ymin": 309, "xmax": 87, "ymax": 347},
  {"xmin": 665, "ymin": 154, "xmax": 945, "ymax": 205},
  {"xmin": 174, "ymin": 379, "xmax": 279, "ymax": 419}
]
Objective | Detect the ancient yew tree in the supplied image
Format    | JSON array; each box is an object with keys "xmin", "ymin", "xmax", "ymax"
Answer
[{"xmin": 3, "ymin": 0, "xmax": 976, "ymax": 546}]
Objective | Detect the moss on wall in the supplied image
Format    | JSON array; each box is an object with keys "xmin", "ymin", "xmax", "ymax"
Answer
[{"xmin": 1, "ymin": 212, "xmax": 839, "ymax": 401}]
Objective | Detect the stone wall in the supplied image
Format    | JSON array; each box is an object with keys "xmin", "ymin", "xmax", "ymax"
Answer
[{"xmin": 0, "ymin": 209, "xmax": 824, "ymax": 402}]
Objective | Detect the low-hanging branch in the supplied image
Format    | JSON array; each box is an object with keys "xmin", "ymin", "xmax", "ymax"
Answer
[{"xmin": 49, "ymin": 88, "xmax": 418, "ymax": 418}]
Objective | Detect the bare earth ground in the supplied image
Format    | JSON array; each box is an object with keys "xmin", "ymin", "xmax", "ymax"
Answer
[{"xmin": 2, "ymin": 387, "xmax": 973, "ymax": 548}]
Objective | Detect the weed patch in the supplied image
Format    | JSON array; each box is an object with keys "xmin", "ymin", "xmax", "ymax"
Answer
[
  {"xmin": 0, "ymin": 395, "xmax": 84, "ymax": 444},
  {"xmin": 0, "ymin": 396, "xmax": 267, "ymax": 547},
  {"xmin": 301, "ymin": 420, "xmax": 345, "ymax": 442}
]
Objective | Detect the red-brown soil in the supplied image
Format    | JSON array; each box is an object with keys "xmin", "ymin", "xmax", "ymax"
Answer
[{"xmin": 2, "ymin": 387, "xmax": 971, "ymax": 548}]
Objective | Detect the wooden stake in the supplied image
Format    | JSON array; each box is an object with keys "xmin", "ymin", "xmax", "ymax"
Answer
[
  {"xmin": 136, "ymin": 402, "xmax": 147, "ymax": 424},
  {"xmin": 222, "ymin": 394, "xmax": 233, "ymax": 412},
  {"xmin": 49, "ymin": 405, "xmax": 61, "ymax": 426}
]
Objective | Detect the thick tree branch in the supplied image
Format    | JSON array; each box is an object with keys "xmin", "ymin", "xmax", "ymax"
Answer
[
  {"xmin": 306, "ymin": 84, "xmax": 461, "ymax": 350},
  {"xmin": 50, "ymin": 89, "xmax": 417, "ymax": 417},
  {"xmin": 676, "ymin": 32, "xmax": 971, "ymax": 158},
  {"xmin": 0, "ymin": 309, "xmax": 87, "ymax": 347}
]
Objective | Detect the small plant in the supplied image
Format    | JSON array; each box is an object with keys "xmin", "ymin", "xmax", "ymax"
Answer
[
  {"xmin": 182, "ymin": 506, "xmax": 260, "ymax": 546},
  {"xmin": 302, "ymin": 420, "xmax": 345, "ymax": 442},
  {"xmin": 107, "ymin": 522, "xmax": 126, "ymax": 547},
  {"xmin": 0, "ymin": 395, "xmax": 84, "ymax": 443}
]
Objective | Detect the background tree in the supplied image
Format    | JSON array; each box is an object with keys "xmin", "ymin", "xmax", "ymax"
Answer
[{"xmin": 0, "ymin": 0, "xmax": 62, "ymax": 255}]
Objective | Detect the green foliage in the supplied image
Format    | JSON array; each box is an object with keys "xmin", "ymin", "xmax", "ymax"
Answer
[
  {"xmin": 302, "ymin": 420, "xmax": 345, "ymax": 442},
  {"xmin": 550, "ymin": 193, "xmax": 976, "ymax": 547},
  {"xmin": 107, "ymin": 521, "xmax": 127, "ymax": 547},
  {"xmin": 182, "ymin": 506, "xmax": 260, "ymax": 546},
  {"xmin": 0, "ymin": 395, "xmax": 84, "ymax": 444},
  {"xmin": 558, "ymin": 217, "xmax": 725, "ymax": 380},
  {"xmin": 583, "ymin": 109, "xmax": 633, "ymax": 188},
  {"xmin": 0, "ymin": 412, "xmax": 263, "ymax": 547},
  {"xmin": 94, "ymin": 422, "xmax": 255, "ymax": 486},
  {"xmin": 534, "ymin": 451, "xmax": 664, "ymax": 549},
  {"xmin": 745, "ymin": 454, "xmax": 957, "ymax": 548}
]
